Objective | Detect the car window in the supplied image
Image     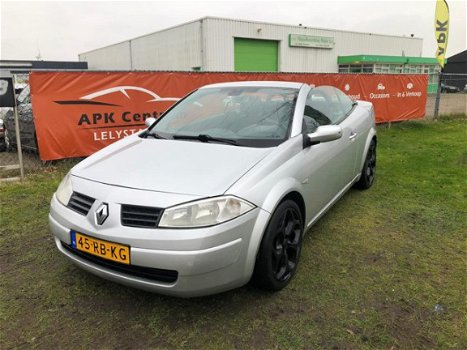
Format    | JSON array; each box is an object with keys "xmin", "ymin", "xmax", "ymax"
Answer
[
  {"xmin": 303, "ymin": 86, "xmax": 352, "ymax": 131},
  {"xmin": 152, "ymin": 86, "xmax": 298, "ymax": 147},
  {"xmin": 334, "ymin": 88, "xmax": 354, "ymax": 116},
  {"xmin": 303, "ymin": 92, "xmax": 331, "ymax": 133}
]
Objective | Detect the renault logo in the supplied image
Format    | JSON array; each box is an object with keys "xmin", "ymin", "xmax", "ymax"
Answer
[{"xmin": 95, "ymin": 203, "xmax": 109, "ymax": 225}]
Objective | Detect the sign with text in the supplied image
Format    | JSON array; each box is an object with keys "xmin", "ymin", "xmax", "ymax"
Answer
[
  {"xmin": 30, "ymin": 71, "xmax": 428, "ymax": 160},
  {"xmin": 289, "ymin": 34, "xmax": 335, "ymax": 49},
  {"xmin": 434, "ymin": 0, "xmax": 450, "ymax": 68}
]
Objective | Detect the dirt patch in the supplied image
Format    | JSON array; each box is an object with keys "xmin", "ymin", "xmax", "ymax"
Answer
[{"xmin": 373, "ymin": 299, "xmax": 435, "ymax": 349}]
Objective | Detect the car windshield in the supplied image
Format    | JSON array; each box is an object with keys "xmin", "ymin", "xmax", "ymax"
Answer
[{"xmin": 149, "ymin": 86, "xmax": 299, "ymax": 147}]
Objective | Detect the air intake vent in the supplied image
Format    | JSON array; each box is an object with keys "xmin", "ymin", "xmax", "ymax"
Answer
[
  {"xmin": 121, "ymin": 205, "xmax": 163, "ymax": 228},
  {"xmin": 67, "ymin": 192, "xmax": 95, "ymax": 215},
  {"xmin": 61, "ymin": 242, "xmax": 178, "ymax": 283}
]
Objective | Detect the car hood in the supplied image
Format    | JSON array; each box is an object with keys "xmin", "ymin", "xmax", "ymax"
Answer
[{"xmin": 72, "ymin": 136, "xmax": 272, "ymax": 196}]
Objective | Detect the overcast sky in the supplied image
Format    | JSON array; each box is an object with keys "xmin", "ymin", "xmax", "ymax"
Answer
[{"xmin": 1, "ymin": 0, "xmax": 466, "ymax": 61}]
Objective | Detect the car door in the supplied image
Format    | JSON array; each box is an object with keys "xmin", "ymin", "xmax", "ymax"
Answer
[
  {"xmin": 297, "ymin": 87, "xmax": 358, "ymax": 225},
  {"xmin": 334, "ymin": 88, "xmax": 370, "ymax": 177}
]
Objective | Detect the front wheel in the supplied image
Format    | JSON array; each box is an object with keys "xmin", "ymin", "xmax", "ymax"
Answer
[
  {"xmin": 251, "ymin": 200, "xmax": 304, "ymax": 291},
  {"xmin": 355, "ymin": 139, "xmax": 376, "ymax": 189}
]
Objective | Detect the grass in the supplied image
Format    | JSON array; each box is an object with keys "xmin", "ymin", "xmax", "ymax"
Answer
[{"xmin": 1, "ymin": 118, "xmax": 466, "ymax": 349}]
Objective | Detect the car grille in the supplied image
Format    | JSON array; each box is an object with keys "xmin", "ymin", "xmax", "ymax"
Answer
[
  {"xmin": 67, "ymin": 192, "xmax": 95, "ymax": 215},
  {"xmin": 121, "ymin": 204, "xmax": 163, "ymax": 228},
  {"xmin": 61, "ymin": 242, "xmax": 178, "ymax": 283}
]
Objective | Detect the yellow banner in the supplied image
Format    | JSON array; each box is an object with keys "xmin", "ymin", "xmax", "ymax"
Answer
[{"xmin": 434, "ymin": 0, "xmax": 449, "ymax": 68}]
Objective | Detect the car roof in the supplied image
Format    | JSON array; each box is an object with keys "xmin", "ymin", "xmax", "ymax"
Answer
[{"xmin": 199, "ymin": 81, "xmax": 304, "ymax": 89}]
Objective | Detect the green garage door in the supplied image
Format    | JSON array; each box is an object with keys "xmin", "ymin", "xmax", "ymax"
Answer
[{"xmin": 234, "ymin": 38, "xmax": 278, "ymax": 72}]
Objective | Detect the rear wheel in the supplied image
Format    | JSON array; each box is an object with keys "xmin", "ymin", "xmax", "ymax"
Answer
[
  {"xmin": 356, "ymin": 139, "xmax": 376, "ymax": 189},
  {"xmin": 252, "ymin": 200, "xmax": 304, "ymax": 291}
]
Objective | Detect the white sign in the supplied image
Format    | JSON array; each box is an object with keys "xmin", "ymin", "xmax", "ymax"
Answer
[{"xmin": 289, "ymin": 34, "xmax": 335, "ymax": 49}]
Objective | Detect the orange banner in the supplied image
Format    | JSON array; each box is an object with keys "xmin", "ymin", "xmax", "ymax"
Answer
[{"xmin": 30, "ymin": 71, "xmax": 428, "ymax": 160}]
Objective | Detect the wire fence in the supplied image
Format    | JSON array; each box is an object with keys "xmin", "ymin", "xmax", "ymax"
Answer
[
  {"xmin": 1, "ymin": 72, "xmax": 466, "ymax": 181},
  {"xmin": 425, "ymin": 73, "xmax": 467, "ymax": 119}
]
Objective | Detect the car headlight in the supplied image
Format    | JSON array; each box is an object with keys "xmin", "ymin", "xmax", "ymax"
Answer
[
  {"xmin": 159, "ymin": 195, "xmax": 255, "ymax": 228},
  {"xmin": 56, "ymin": 172, "xmax": 73, "ymax": 206}
]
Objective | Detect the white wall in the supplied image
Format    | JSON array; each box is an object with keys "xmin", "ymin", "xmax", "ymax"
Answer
[
  {"xmin": 130, "ymin": 21, "xmax": 202, "ymax": 70},
  {"xmin": 203, "ymin": 17, "xmax": 424, "ymax": 72},
  {"xmin": 79, "ymin": 17, "xmax": 424, "ymax": 73},
  {"xmin": 79, "ymin": 41, "xmax": 132, "ymax": 70},
  {"xmin": 79, "ymin": 21, "xmax": 202, "ymax": 70}
]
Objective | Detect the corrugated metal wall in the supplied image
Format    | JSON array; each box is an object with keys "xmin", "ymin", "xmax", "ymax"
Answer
[
  {"xmin": 130, "ymin": 21, "xmax": 202, "ymax": 70},
  {"xmin": 79, "ymin": 41, "xmax": 132, "ymax": 70},
  {"xmin": 203, "ymin": 17, "xmax": 423, "ymax": 72},
  {"xmin": 79, "ymin": 21, "xmax": 202, "ymax": 71},
  {"xmin": 79, "ymin": 17, "xmax": 423, "ymax": 73}
]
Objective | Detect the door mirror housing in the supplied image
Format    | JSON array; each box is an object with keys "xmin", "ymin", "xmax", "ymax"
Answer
[
  {"xmin": 145, "ymin": 117, "xmax": 156, "ymax": 128},
  {"xmin": 306, "ymin": 125, "xmax": 342, "ymax": 146}
]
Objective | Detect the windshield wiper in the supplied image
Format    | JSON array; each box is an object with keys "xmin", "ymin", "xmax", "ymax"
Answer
[
  {"xmin": 172, "ymin": 134, "xmax": 239, "ymax": 146},
  {"xmin": 145, "ymin": 131, "xmax": 166, "ymax": 139}
]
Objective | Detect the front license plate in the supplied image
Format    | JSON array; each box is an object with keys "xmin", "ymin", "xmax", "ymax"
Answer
[{"xmin": 70, "ymin": 231, "xmax": 130, "ymax": 265}]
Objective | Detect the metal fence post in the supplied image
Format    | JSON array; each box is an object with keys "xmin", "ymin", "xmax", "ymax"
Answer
[
  {"xmin": 12, "ymin": 75, "xmax": 25, "ymax": 179},
  {"xmin": 433, "ymin": 71, "xmax": 442, "ymax": 120}
]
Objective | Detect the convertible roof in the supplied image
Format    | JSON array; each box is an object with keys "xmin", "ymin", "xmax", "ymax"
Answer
[{"xmin": 200, "ymin": 81, "xmax": 304, "ymax": 89}]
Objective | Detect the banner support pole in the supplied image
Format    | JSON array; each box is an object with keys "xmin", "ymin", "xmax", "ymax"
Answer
[
  {"xmin": 433, "ymin": 71, "xmax": 443, "ymax": 121},
  {"xmin": 12, "ymin": 75, "xmax": 25, "ymax": 180}
]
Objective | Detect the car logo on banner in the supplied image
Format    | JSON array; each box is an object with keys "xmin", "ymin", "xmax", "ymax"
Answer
[
  {"xmin": 55, "ymin": 85, "xmax": 179, "ymax": 106},
  {"xmin": 95, "ymin": 203, "xmax": 109, "ymax": 225},
  {"xmin": 49, "ymin": 84, "xmax": 181, "ymax": 148}
]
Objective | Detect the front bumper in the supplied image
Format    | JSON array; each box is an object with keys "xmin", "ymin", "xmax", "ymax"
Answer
[{"xmin": 49, "ymin": 182, "xmax": 270, "ymax": 297}]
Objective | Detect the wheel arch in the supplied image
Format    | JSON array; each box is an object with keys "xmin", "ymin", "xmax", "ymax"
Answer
[
  {"xmin": 279, "ymin": 191, "xmax": 306, "ymax": 229},
  {"xmin": 248, "ymin": 189, "xmax": 306, "ymax": 289},
  {"xmin": 243, "ymin": 178, "xmax": 306, "ymax": 281}
]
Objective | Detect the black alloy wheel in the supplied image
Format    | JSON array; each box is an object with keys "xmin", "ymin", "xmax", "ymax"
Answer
[
  {"xmin": 252, "ymin": 200, "xmax": 304, "ymax": 291},
  {"xmin": 356, "ymin": 139, "xmax": 376, "ymax": 189}
]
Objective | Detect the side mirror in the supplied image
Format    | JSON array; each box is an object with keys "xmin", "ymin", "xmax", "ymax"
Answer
[
  {"xmin": 145, "ymin": 117, "xmax": 156, "ymax": 128},
  {"xmin": 307, "ymin": 125, "xmax": 342, "ymax": 146}
]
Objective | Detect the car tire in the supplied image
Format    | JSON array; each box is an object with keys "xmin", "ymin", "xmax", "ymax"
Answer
[
  {"xmin": 251, "ymin": 200, "xmax": 304, "ymax": 291},
  {"xmin": 355, "ymin": 139, "xmax": 376, "ymax": 189}
]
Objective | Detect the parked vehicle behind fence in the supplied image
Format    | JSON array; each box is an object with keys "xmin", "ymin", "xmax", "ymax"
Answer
[
  {"xmin": 0, "ymin": 117, "xmax": 6, "ymax": 151},
  {"xmin": 3, "ymin": 86, "xmax": 39, "ymax": 152},
  {"xmin": 440, "ymin": 82, "xmax": 461, "ymax": 93}
]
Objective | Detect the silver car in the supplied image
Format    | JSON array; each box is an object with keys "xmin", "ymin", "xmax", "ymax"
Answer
[{"xmin": 50, "ymin": 81, "xmax": 376, "ymax": 297}]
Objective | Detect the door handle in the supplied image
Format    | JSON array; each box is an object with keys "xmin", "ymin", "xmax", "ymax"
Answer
[{"xmin": 349, "ymin": 131, "xmax": 357, "ymax": 140}]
